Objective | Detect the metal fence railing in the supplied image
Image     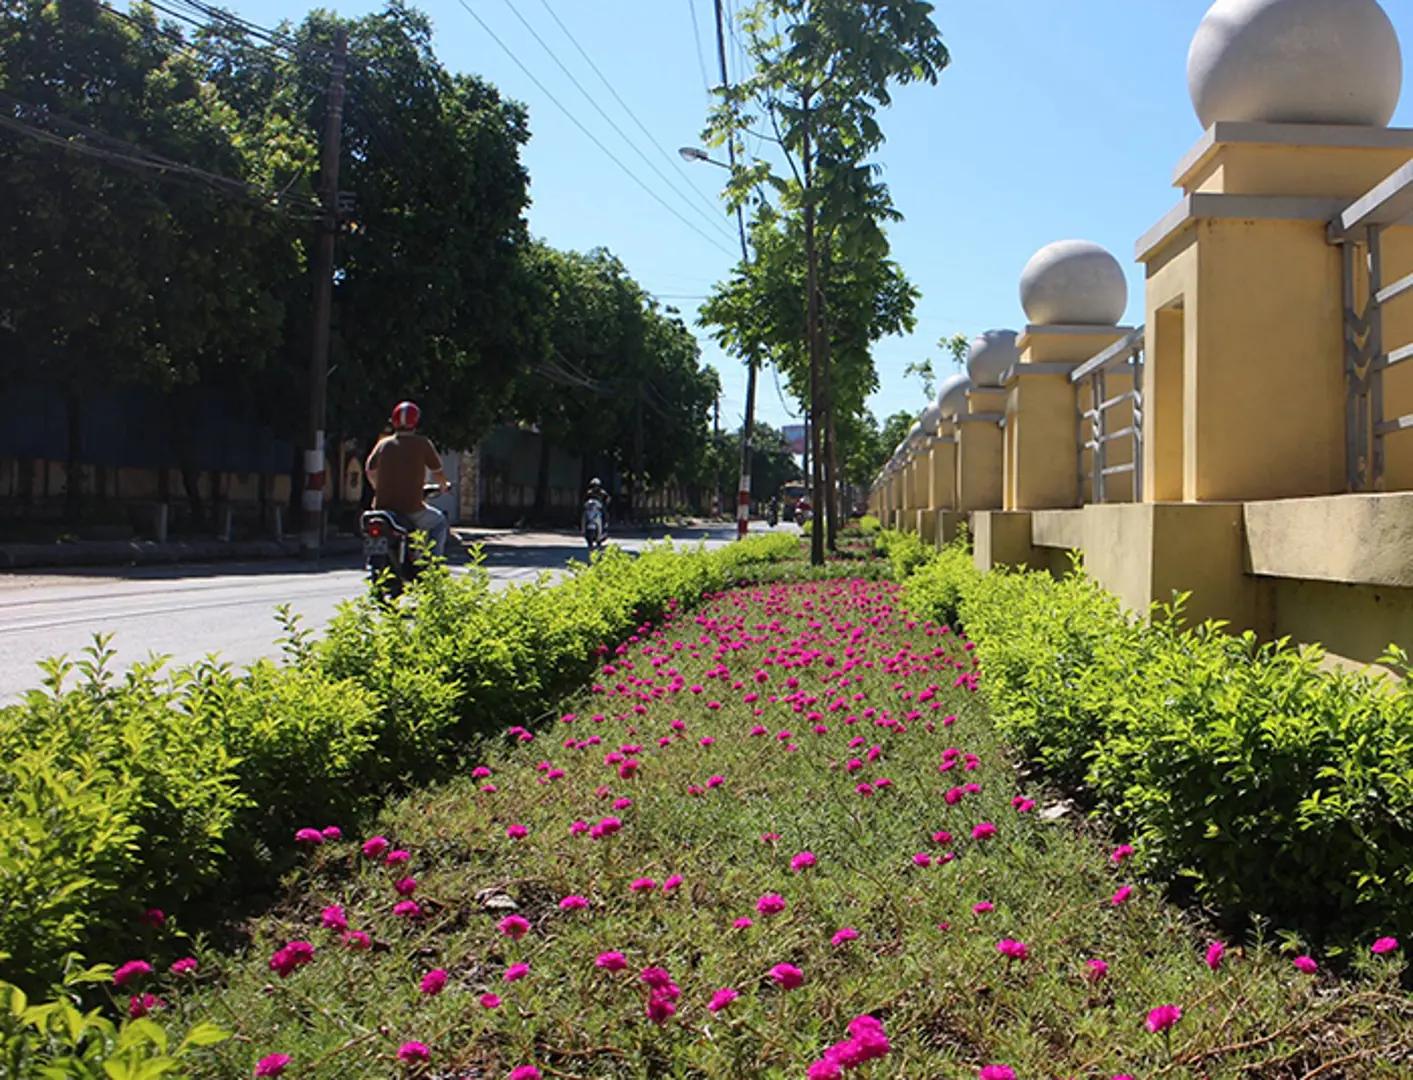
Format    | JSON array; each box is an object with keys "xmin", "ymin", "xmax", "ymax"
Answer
[
  {"xmin": 1072, "ymin": 327, "xmax": 1145, "ymax": 505},
  {"xmin": 1330, "ymin": 161, "xmax": 1413, "ymax": 492}
]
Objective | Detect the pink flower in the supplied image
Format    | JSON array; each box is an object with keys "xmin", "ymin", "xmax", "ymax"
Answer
[
  {"xmin": 708, "ymin": 987, "xmax": 739, "ymax": 1012},
  {"xmin": 1112, "ymin": 885, "xmax": 1134, "ymax": 906},
  {"xmin": 420, "ymin": 968, "xmax": 448, "ymax": 995},
  {"xmin": 996, "ymin": 938, "xmax": 1029, "ymax": 961},
  {"xmin": 570, "ymin": 820, "xmax": 590, "ymax": 835},
  {"xmin": 932, "ymin": 830, "xmax": 953, "ymax": 846},
  {"xmin": 971, "ymin": 822, "xmax": 997, "ymax": 840},
  {"xmin": 640, "ymin": 966, "xmax": 674, "ymax": 991},
  {"xmin": 254, "ymin": 1053, "xmax": 292, "ymax": 1077},
  {"xmin": 321, "ymin": 905, "xmax": 348, "ymax": 931},
  {"xmin": 630, "ymin": 877, "xmax": 656, "ymax": 893},
  {"xmin": 480, "ymin": 993, "xmax": 502, "ymax": 1008},
  {"xmin": 559, "ymin": 895, "xmax": 589, "ymax": 911},
  {"xmin": 294, "ymin": 828, "xmax": 324, "ymax": 845},
  {"xmin": 113, "ymin": 960, "xmax": 153, "ymax": 987},
  {"xmin": 855, "ymin": 782, "xmax": 874, "ymax": 797},
  {"xmin": 498, "ymin": 915, "xmax": 531, "ymax": 940},
  {"xmin": 1205, "ymin": 941, "xmax": 1225, "ymax": 971},
  {"xmin": 170, "ymin": 957, "xmax": 198, "ymax": 976},
  {"xmin": 396, "ymin": 1041, "xmax": 430, "ymax": 1063},
  {"xmin": 321, "ymin": 826, "xmax": 342, "ymax": 841},
  {"xmin": 595, "ymin": 951, "xmax": 628, "ymax": 972},
  {"xmin": 707, "ymin": 775, "xmax": 725, "ymax": 788},
  {"xmin": 506, "ymin": 824, "xmax": 529, "ymax": 840},
  {"xmin": 646, "ymin": 995, "xmax": 677, "ymax": 1025},
  {"xmin": 472, "ymin": 766, "xmax": 492, "ymax": 778},
  {"xmin": 1372, "ymin": 937, "xmax": 1401, "ymax": 955},
  {"xmin": 791, "ymin": 851, "xmax": 818, "ymax": 873},
  {"xmin": 700, "ymin": 737, "xmax": 715, "ymax": 747},
  {"xmin": 393, "ymin": 900, "xmax": 420, "ymax": 918},
  {"xmin": 140, "ymin": 908, "xmax": 165, "ymax": 927},
  {"xmin": 733, "ymin": 917, "xmax": 754, "ymax": 930},
  {"xmin": 393, "ymin": 877, "xmax": 417, "ymax": 897},
  {"xmin": 769, "ymin": 963, "xmax": 804, "ymax": 990},
  {"xmin": 613, "ymin": 797, "xmax": 633, "ymax": 810},
  {"xmin": 913, "ymin": 853, "xmax": 933, "ymax": 867},
  {"xmin": 1146, "ymin": 1004, "xmax": 1182, "ymax": 1034},
  {"xmin": 663, "ymin": 874, "xmax": 684, "ymax": 892},
  {"xmin": 978, "ymin": 1068, "xmax": 1015, "ymax": 1080},
  {"xmin": 1112, "ymin": 843, "xmax": 1134, "ymax": 863},
  {"xmin": 760, "ymin": 832, "xmax": 781, "ymax": 844},
  {"xmin": 343, "ymin": 931, "xmax": 371, "ymax": 951},
  {"xmin": 756, "ymin": 893, "xmax": 786, "ymax": 915},
  {"xmin": 385, "ymin": 849, "xmax": 411, "ymax": 866},
  {"xmin": 807, "ymin": 1061, "xmax": 842, "ymax": 1080},
  {"xmin": 127, "ymin": 993, "xmax": 162, "ymax": 1019},
  {"xmin": 972, "ymin": 902, "xmax": 994, "ymax": 914},
  {"xmin": 1085, "ymin": 958, "xmax": 1109, "ymax": 981},
  {"xmin": 1294, "ymin": 955, "xmax": 1319, "ymax": 975},
  {"xmin": 504, "ymin": 962, "xmax": 530, "ymax": 982},
  {"xmin": 508, "ymin": 1068, "xmax": 542, "ymax": 1080},
  {"xmin": 831, "ymin": 927, "xmax": 859, "ymax": 946}
]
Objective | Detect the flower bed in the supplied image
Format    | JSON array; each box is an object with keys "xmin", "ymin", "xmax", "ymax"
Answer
[{"xmin": 21, "ymin": 574, "xmax": 1405, "ymax": 1078}]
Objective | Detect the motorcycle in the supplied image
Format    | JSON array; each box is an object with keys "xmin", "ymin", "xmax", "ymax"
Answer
[
  {"xmin": 583, "ymin": 497, "xmax": 608, "ymax": 553},
  {"xmin": 360, "ymin": 483, "xmax": 443, "ymax": 598},
  {"xmin": 794, "ymin": 500, "xmax": 812, "ymax": 526}
]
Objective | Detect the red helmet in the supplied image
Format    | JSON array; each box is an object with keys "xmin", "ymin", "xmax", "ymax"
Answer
[{"xmin": 391, "ymin": 401, "xmax": 421, "ymax": 430}]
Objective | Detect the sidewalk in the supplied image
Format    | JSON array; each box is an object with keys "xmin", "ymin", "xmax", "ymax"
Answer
[{"xmin": 0, "ymin": 534, "xmax": 364, "ymax": 570}]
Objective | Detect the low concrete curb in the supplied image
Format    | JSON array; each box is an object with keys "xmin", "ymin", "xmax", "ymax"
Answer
[{"xmin": 0, "ymin": 536, "xmax": 364, "ymax": 570}]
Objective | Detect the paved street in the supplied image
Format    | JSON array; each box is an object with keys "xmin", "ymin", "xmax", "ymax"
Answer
[{"xmin": 0, "ymin": 524, "xmax": 778, "ymax": 703}]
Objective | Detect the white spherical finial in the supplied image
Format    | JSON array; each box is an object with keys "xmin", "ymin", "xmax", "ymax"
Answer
[
  {"xmin": 1188, "ymin": 0, "xmax": 1402, "ymax": 129},
  {"xmin": 937, "ymin": 373, "xmax": 972, "ymax": 418},
  {"xmin": 966, "ymin": 331, "xmax": 1020, "ymax": 387},
  {"xmin": 920, "ymin": 401, "xmax": 943, "ymax": 436},
  {"xmin": 1020, "ymin": 241, "xmax": 1128, "ymax": 326}
]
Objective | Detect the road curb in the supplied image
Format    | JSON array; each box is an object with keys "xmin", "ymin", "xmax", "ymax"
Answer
[{"xmin": 0, "ymin": 536, "xmax": 364, "ymax": 570}]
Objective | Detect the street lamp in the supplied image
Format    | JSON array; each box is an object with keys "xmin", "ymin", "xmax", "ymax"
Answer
[{"xmin": 678, "ymin": 145, "xmax": 729, "ymax": 170}]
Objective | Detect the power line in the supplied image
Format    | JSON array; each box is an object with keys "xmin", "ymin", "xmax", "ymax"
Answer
[
  {"xmin": 498, "ymin": 0, "xmax": 731, "ymax": 243},
  {"xmin": 685, "ymin": 0, "xmax": 714, "ymax": 99},
  {"xmin": 451, "ymin": 0, "xmax": 736, "ymax": 259},
  {"xmin": 533, "ymin": 0, "xmax": 726, "ymax": 227}
]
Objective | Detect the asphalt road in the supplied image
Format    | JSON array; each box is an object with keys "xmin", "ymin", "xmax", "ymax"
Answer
[{"xmin": 0, "ymin": 523, "xmax": 779, "ymax": 704}]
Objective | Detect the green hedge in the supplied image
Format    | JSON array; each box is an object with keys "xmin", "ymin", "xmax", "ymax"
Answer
[
  {"xmin": 896, "ymin": 532, "xmax": 1413, "ymax": 950},
  {"xmin": 0, "ymin": 533, "xmax": 799, "ymax": 988}
]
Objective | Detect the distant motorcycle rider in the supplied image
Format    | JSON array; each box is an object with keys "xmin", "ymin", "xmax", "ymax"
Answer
[
  {"xmin": 364, "ymin": 401, "xmax": 451, "ymax": 558},
  {"xmin": 586, "ymin": 477, "xmax": 610, "ymax": 510}
]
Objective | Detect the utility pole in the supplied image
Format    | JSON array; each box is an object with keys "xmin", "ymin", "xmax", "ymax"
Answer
[
  {"xmin": 713, "ymin": 0, "xmax": 759, "ymax": 540},
  {"xmin": 301, "ymin": 27, "xmax": 348, "ymax": 558}
]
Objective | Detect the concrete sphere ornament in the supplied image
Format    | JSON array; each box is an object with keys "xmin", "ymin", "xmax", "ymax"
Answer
[
  {"xmin": 1188, "ymin": 0, "xmax": 1402, "ymax": 129},
  {"xmin": 920, "ymin": 401, "xmax": 943, "ymax": 436},
  {"xmin": 1019, "ymin": 241, "xmax": 1128, "ymax": 327},
  {"xmin": 937, "ymin": 373, "xmax": 973, "ymax": 418},
  {"xmin": 966, "ymin": 330, "xmax": 1021, "ymax": 388}
]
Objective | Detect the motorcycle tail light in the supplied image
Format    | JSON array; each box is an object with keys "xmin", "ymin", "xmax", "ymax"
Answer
[{"xmin": 367, "ymin": 519, "xmax": 385, "ymax": 538}]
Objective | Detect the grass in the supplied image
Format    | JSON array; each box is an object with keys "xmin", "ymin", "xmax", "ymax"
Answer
[{"xmin": 124, "ymin": 574, "xmax": 1410, "ymax": 1078}]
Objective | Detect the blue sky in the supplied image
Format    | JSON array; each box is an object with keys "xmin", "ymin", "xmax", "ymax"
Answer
[{"xmin": 224, "ymin": 0, "xmax": 1413, "ymax": 433}]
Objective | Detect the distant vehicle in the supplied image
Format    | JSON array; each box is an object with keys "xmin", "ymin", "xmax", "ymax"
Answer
[{"xmin": 361, "ymin": 483, "xmax": 443, "ymax": 599}]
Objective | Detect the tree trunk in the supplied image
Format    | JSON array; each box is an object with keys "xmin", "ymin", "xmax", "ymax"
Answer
[
  {"xmin": 63, "ymin": 390, "xmax": 83, "ymax": 524},
  {"xmin": 533, "ymin": 431, "xmax": 551, "ymax": 521},
  {"xmin": 802, "ymin": 94, "xmax": 824, "ymax": 567},
  {"xmin": 821, "ymin": 238, "xmax": 838, "ymax": 552}
]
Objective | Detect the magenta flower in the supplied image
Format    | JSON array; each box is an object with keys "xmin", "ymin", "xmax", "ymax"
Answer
[
  {"xmin": 790, "ymin": 851, "xmax": 818, "ymax": 873},
  {"xmin": 570, "ymin": 820, "xmax": 590, "ymax": 835},
  {"xmin": 978, "ymin": 1068, "xmax": 1015, "ymax": 1080},
  {"xmin": 932, "ymin": 830, "xmax": 953, "ymax": 845},
  {"xmin": 393, "ymin": 900, "xmax": 420, "ymax": 919},
  {"xmin": 472, "ymin": 766, "xmax": 492, "ymax": 778},
  {"xmin": 769, "ymin": 963, "xmax": 804, "ymax": 990},
  {"xmin": 362, "ymin": 836, "xmax": 390, "ymax": 859},
  {"xmin": 1146, "ymin": 1004, "xmax": 1183, "ymax": 1034},
  {"xmin": 1372, "ymin": 937, "xmax": 1401, "ymax": 955},
  {"xmin": 1112, "ymin": 885, "xmax": 1134, "ymax": 906},
  {"xmin": 1294, "ymin": 955, "xmax": 1319, "ymax": 975},
  {"xmin": 498, "ymin": 915, "xmax": 531, "ymax": 940},
  {"xmin": 912, "ymin": 853, "xmax": 933, "ymax": 867},
  {"xmin": 971, "ymin": 822, "xmax": 997, "ymax": 840},
  {"xmin": 127, "ymin": 993, "xmax": 162, "ymax": 1019},
  {"xmin": 396, "ymin": 1042, "xmax": 430, "ymax": 1063},
  {"xmin": 254, "ymin": 1053, "xmax": 292, "ymax": 1077},
  {"xmin": 756, "ymin": 893, "xmax": 786, "ymax": 915},
  {"xmin": 707, "ymin": 775, "xmax": 725, "ymax": 788},
  {"xmin": 170, "ymin": 957, "xmax": 198, "ymax": 976},
  {"xmin": 394, "ymin": 877, "xmax": 417, "ymax": 897},
  {"xmin": 559, "ymin": 895, "xmax": 589, "ymax": 911},
  {"xmin": 595, "ymin": 952, "xmax": 628, "ymax": 972},
  {"xmin": 630, "ymin": 877, "xmax": 657, "ymax": 893},
  {"xmin": 972, "ymin": 902, "xmax": 994, "ymax": 914},
  {"xmin": 708, "ymin": 987, "xmax": 739, "ymax": 1012},
  {"xmin": 386, "ymin": 849, "xmax": 411, "ymax": 866},
  {"xmin": 480, "ymin": 993, "xmax": 502, "ymax": 1008},
  {"xmin": 733, "ymin": 917, "xmax": 754, "ymax": 930},
  {"xmin": 343, "ymin": 931, "xmax": 371, "ymax": 951},
  {"xmin": 139, "ymin": 908, "xmax": 165, "ymax": 927},
  {"xmin": 294, "ymin": 828, "xmax": 324, "ymax": 845},
  {"xmin": 508, "ymin": 1069, "xmax": 541, "ymax": 1080},
  {"xmin": 506, "ymin": 824, "xmax": 529, "ymax": 840},
  {"xmin": 1112, "ymin": 843, "xmax": 1135, "ymax": 863},
  {"xmin": 855, "ymin": 782, "xmax": 874, "ymax": 797},
  {"xmin": 1085, "ymin": 958, "xmax": 1109, "ymax": 981},
  {"xmin": 663, "ymin": 874, "xmax": 684, "ymax": 892},
  {"xmin": 645, "ymin": 995, "xmax": 677, "ymax": 1025},
  {"xmin": 321, "ymin": 826, "xmax": 342, "ymax": 841},
  {"xmin": 613, "ymin": 797, "xmax": 633, "ymax": 810},
  {"xmin": 831, "ymin": 927, "xmax": 859, "ymax": 946},
  {"xmin": 321, "ymin": 905, "xmax": 348, "ymax": 931},
  {"xmin": 808, "ymin": 1061, "xmax": 842, "ymax": 1080},
  {"xmin": 505, "ymin": 962, "xmax": 530, "ymax": 982},
  {"xmin": 112, "ymin": 960, "xmax": 153, "ymax": 987},
  {"xmin": 640, "ymin": 966, "xmax": 674, "ymax": 991},
  {"xmin": 996, "ymin": 938, "xmax": 1029, "ymax": 961},
  {"xmin": 1205, "ymin": 941, "xmax": 1225, "ymax": 971},
  {"xmin": 420, "ymin": 969, "xmax": 448, "ymax": 995}
]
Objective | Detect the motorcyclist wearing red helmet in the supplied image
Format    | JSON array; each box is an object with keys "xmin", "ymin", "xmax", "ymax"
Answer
[{"xmin": 364, "ymin": 401, "xmax": 452, "ymax": 557}]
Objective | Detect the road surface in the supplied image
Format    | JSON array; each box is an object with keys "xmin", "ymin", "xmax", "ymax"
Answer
[{"xmin": 0, "ymin": 524, "xmax": 777, "ymax": 704}]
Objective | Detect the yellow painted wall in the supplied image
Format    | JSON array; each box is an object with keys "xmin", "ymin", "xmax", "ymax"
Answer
[
  {"xmin": 929, "ymin": 440, "xmax": 957, "ymax": 511},
  {"xmin": 1182, "ymin": 144, "xmax": 1413, "ymax": 200},
  {"xmin": 956, "ymin": 422, "xmax": 1004, "ymax": 512}
]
